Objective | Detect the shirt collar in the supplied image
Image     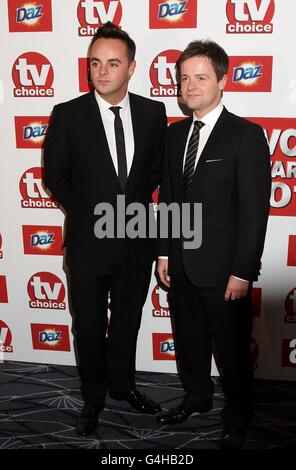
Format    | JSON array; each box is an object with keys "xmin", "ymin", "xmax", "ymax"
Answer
[
  {"xmin": 193, "ymin": 102, "xmax": 224, "ymax": 128},
  {"xmin": 94, "ymin": 90, "xmax": 130, "ymax": 112}
]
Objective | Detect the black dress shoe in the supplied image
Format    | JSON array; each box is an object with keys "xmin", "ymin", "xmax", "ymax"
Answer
[
  {"xmin": 109, "ymin": 389, "xmax": 162, "ymax": 414},
  {"xmin": 156, "ymin": 402, "xmax": 212, "ymax": 425},
  {"xmin": 77, "ymin": 404, "xmax": 101, "ymax": 436},
  {"xmin": 220, "ymin": 425, "xmax": 246, "ymax": 449}
]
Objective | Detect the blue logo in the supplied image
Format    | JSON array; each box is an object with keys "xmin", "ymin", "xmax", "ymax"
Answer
[
  {"xmin": 16, "ymin": 5, "xmax": 43, "ymax": 23},
  {"xmin": 23, "ymin": 125, "xmax": 48, "ymax": 140},
  {"xmin": 30, "ymin": 233, "xmax": 54, "ymax": 247},
  {"xmin": 160, "ymin": 340, "xmax": 175, "ymax": 353},
  {"xmin": 39, "ymin": 331, "xmax": 61, "ymax": 343},
  {"xmin": 158, "ymin": 1, "xmax": 188, "ymax": 19},
  {"xmin": 233, "ymin": 65, "xmax": 263, "ymax": 82}
]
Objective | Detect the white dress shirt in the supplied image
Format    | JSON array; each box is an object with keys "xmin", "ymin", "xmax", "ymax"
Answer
[
  {"xmin": 183, "ymin": 102, "xmax": 223, "ymax": 171},
  {"xmin": 94, "ymin": 90, "xmax": 134, "ymax": 175}
]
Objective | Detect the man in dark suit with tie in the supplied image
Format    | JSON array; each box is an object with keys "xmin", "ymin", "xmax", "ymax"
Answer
[
  {"xmin": 156, "ymin": 40, "xmax": 271, "ymax": 448},
  {"xmin": 44, "ymin": 22, "xmax": 166, "ymax": 436}
]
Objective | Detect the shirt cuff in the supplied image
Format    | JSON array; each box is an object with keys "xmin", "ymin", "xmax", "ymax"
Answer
[{"xmin": 232, "ymin": 275, "xmax": 249, "ymax": 283}]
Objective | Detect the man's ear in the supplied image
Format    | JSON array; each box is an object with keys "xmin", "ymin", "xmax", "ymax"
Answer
[
  {"xmin": 128, "ymin": 60, "xmax": 136, "ymax": 79},
  {"xmin": 219, "ymin": 74, "xmax": 228, "ymax": 91}
]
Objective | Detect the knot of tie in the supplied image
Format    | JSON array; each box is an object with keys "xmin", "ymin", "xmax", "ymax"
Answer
[
  {"xmin": 109, "ymin": 106, "xmax": 121, "ymax": 117},
  {"xmin": 194, "ymin": 120, "xmax": 205, "ymax": 131}
]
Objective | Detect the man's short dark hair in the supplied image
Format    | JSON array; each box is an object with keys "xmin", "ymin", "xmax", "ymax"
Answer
[
  {"xmin": 89, "ymin": 22, "xmax": 136, "ymax": 63},
  {"xmin": 176, "ymin": 40, "xmax": 229, "ymax": 82}
]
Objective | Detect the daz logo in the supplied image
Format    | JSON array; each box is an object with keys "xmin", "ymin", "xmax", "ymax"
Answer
[
  {"xmin": 149, "ymin": 0, "xmax": 197, "ymax": 29},
  {"xmin": 225, "ymin": 56, "xmax": 272, "ymax": 92},
  {"xmin": 0, "ymin": 321, "xmax": 13, "ymax": 353},
  {"xmin": 31, "ymin": 323, "xmax": 70, "ymax": 351},
  {"xmin": 12, "ymin": 52, "xmax": 54, "ymax": 98},
  {"xmin": 77, "ymin": 0, "xmax": 122, "ymax": 36},
  {"xmin": 150, "ymin": 50, "xmax": 181, "ymax": 97},
  {"xmin": 151, "ymin": 284, "xmax": 170, "ymax": 317},
  {"xmin": 28, "ymin": 272, "xmax": 66, "ymax": 310},
  {"xmin": 15, "ymin": 116, "xmax": 49, "ymax": 148},
  {"xmin": 152, "ymin": 333, "xmax": 175, "ymax": 360},
  {"xmin": 226, "ymin": 0, "xmax": 275, "ymax": 34},
  {"xmin": 8, "ymin": 0, "xmax": 52, "ymax": 32},
  {"xmin": 22, "ymin": 225, "xmax": 63, "ymax": 255},
  {"xmin": 20, "ymin": 167, "xmax": 58, "ymax": 209}
]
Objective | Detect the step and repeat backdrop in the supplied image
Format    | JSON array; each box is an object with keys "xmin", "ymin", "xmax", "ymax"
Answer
[{"xmin": 0, "ymin": 0, "xmax": 296, "ymax": 380}]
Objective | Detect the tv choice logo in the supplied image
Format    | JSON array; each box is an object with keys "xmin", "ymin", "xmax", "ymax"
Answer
[
  {"xmin": 150, "ymin": 50, "xmax": 181, "ymax": 97},
  {"xmin": 248, "ymin": 118, "xmax": 296, "ymax": 217},
  {"xmin": 77, "ymin": 0, "xmax": 122, "ymax": 36},
  {"xmin": 151, "ymin": 284, "xmax": 170, "ymax": 317},
  {"xmin": 7, "ymin": 0, "xmax": 52, "ymax": 32},
  {"xmin": 287, "ymin": 236, "xmax": 296, "ymax": 267},
  {"xmin": 226, "ymin": 0, "xmax": 275, "ymax": 34},
  {"xmin": 27, "ymin": 272, "xmax": 66, "ymax": 310},
  {"xmin": 12, "ymin": 52, "xmax": 54, "ymax": 98},
  {"xmin": 15, "ymin": 116, "xmax": 49, "ymax": 148},
  {"xmin": 22, "ymin": 225, "xmax": 63, "ymax": 256},
  {"xmin": 152, "ymin": 333, "xmax": 175, "ymax": 360},
  {"xmin": 78, "ymin": 58, "xmax": 94, "ymax": 93},
  {"xmin": 284, "ymin": 287, "xmax": 296, "ymax": 324},
  {"xmin": 282, "ymin": 338, "xmax": 296, "ymax": 367},
  {"xmin": 149, "ymin": 0, "xmax": 197, "ymax": 29},
  {"xmin": 0, "ymin": 320, "xmax": 13, "ymax": 353},
  {"xmin": 0, "ymin": 233, "xmax": 3, "ymax": 260},
  {"xmin": 20, "ymin": 167, "xmax": 58, "ymax": 209},
  {"xmin": 31, "ymin": 324, "xmax": 70, "ymax": 351},
  {"xmin": 225, "ymin": 56, "xmax": 272, "ymax": 92},
  {"xmin": 0, "ymin": 276, "xmax": 8, "ymax": 303}
]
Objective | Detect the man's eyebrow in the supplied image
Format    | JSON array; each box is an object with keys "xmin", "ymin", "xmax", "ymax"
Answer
[
  {"xmin": 90, "ymin": 57, "xmax": 122, "ymax": 63},
  {"xmin": 180, "ymin": 73, "xmax": 209, "ymax": 78}
]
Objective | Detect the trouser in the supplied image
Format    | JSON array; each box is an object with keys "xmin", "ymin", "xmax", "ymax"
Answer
[
  {"xmin": 169, "ymin": 273, "xmax": 254, "ymax": 429},
  {"xmin": 69, "ymin": 261, "xmax": 152, "ymax": 407}
]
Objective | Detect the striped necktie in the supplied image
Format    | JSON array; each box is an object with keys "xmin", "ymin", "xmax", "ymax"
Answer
[{"xmin": 183, "ymin": 120, "xmax": 205, "ymax": 193}]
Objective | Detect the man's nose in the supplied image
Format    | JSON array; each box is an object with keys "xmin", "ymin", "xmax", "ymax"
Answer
[{"xmin": 99, "ymin": 64, "xmax": 108, "ymax": 75}]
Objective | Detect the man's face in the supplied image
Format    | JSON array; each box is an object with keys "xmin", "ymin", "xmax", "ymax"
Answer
[
  {"xmin": 180, "ymin": 55, "xmax": 227, "ymax": 117},
  {"xmin": 90, "ymin": 38, "xmax": 136, "ymax": 104}
]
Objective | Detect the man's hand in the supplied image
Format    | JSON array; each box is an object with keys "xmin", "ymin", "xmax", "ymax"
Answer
[
  {"xmin": 224, "ymin": 275, "xmax": 249, "ymax": 301},
  {"xmin": 157, "ymin": 258, "xmax": 170, "ymax": 288}
]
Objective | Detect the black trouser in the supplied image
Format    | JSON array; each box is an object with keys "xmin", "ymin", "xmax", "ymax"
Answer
[
  {"xmin": 169, "ymin": 273, "xmax": 254, "ymax": 430},
  {"xmin": 69, "ymin": 262, "xmax": 152, "ymax": 408}
]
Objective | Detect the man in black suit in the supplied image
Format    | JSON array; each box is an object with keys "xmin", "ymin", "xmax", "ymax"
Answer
[
  {"xmin": 44, "ymin": 22, "xmax": 166, "ymax": 436},
  {"xmin": 156, "ymin": 40, "xmax": 271, "ymax": 448}
]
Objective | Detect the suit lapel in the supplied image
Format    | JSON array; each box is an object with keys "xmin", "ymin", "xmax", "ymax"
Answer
[
  {"xmin": 174, "ymin": 118, "xmax": 192, "ymax": 191},
  {"xmin": 85, "ymin": 92, "xmax": 121, "ymax": 187},
  {"xmin": 128, "ymin": 93, "xmax": 143, "ymax": 184},
  {"xmin": 189, "ymin": 107, "xmax": 228, "ymax": 186}
]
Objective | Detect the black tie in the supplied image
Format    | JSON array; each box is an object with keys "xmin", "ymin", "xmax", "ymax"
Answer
[
  {"xmin": 183, "ymin": 120, "xmax": 205, "ymax": 193},
  {"xmin": 109, "ymin": 106, "xmax": 128, "ymax": 190}
]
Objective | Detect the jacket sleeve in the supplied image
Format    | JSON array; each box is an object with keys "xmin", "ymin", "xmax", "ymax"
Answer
[
  {"xmin": 43, "ymin": 105, "xmax": 72, "ymax": 212},
  {"xmin": 231, "ymin": 123, "xmax": 271, "ymax": 280}
]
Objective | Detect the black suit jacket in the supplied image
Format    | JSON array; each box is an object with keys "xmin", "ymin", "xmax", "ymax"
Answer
[
  {"xmin": 43, "ymin": 91, "xmax": 167, "ymax": 274},
  {"xmin": 159, "ymin": 107, "xmax": 271, "ymax": 287}
]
